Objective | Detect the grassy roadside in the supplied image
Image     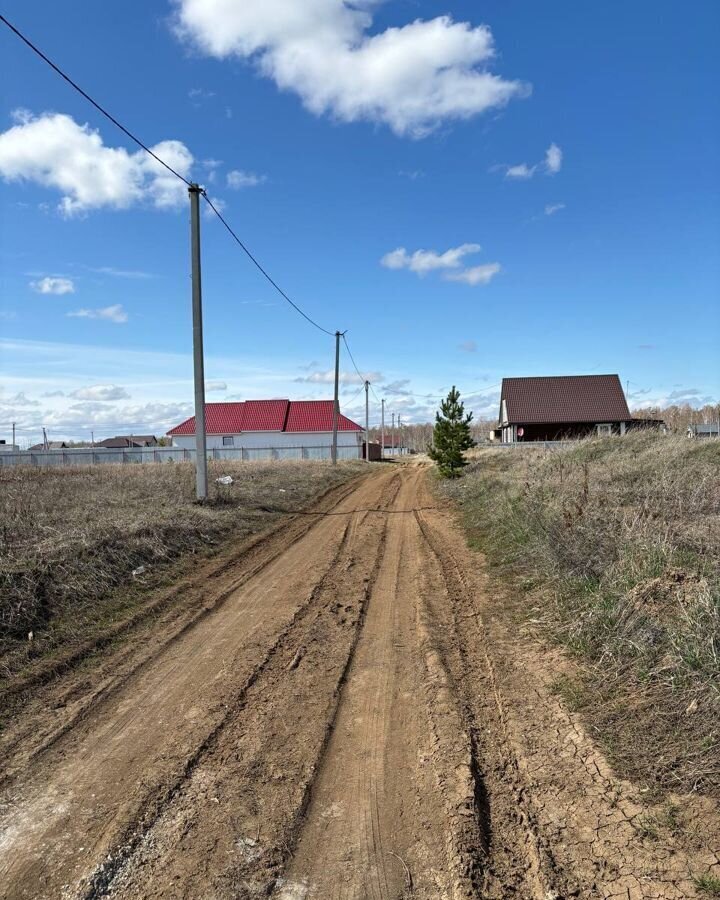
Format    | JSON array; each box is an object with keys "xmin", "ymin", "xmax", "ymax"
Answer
[
  {"xmin": 0, "ymin": 460, "xmax": 365, "ymax": 682},
  {"xmin": 439, "ymin": 434, "xmax": 720, "ymax": 798}
]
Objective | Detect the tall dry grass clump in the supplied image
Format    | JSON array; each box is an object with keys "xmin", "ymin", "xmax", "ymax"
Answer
[
  {"xmin": 0, "ymin": 460, "xmax": 363, "ymax": 677},
  {"xmin": 442, "ymin": 433, "xmax": 720, "ymax": 797}
]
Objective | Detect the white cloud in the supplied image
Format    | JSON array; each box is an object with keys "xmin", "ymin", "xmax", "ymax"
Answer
[
  {"xmin": 71, "ymin": 384, "xmax": 130, "ymax": 401},
  {"xmin": 0, "ymin": 391, "xmax": 40, "ymax": 408},
  {"xmin": 206, "ymin": 380, "xmax": 227, "ymax": 392},
  {"xmin": 67, "ymin": 304, "xmax": 128, "ymax": 323},
  {"xmin": 381, "ymin": 243, "xmax": 481, "ymax": 275},
  {"xmin": 44, "ymin": 401, "xmax": 194, "ymax": 434},
  {"xmin": 500, "ymin": 142, "xmax": 563, "ymax": 180},
  {"xmin": 30, "ymin": 276, "xmax": 75, "ymax": 295},
  {"xmin": 173, "ymin": 1, "xmax": 528, "ymax": 137},
  {"xmin": 505, "ymin": 163, "xmax": 535, "ymax": 179},
  {"xmin": 226, "ymin": 169, "xmax": 267, "ymax": 189},
  {"xmin": 295, "ymin": 369, "xmax": 383, "ymax": 385},
  {"xmin": 545, "ymin": 142, "xmax": 562, "ymax": 174},
  {"xmin": 188, "ymin": 87, "xmax": 216, "ymax": 100},
  {"xmin": 544, "ymin": 202, "xmax": 565, "ymax": 216},
  {"xmin": 382, "ymin": 243, "xmax": 500, "ymax": 286},
  {"xmin": 0, "ymin": 111, "xmax": 193, "ymax": 215},
  {"xmin": 445, "ymin": 263, "xmax": 501, "ymax": 286}
]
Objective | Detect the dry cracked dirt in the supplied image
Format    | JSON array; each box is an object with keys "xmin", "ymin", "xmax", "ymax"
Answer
[{"xmin": 1, "ymin": 464, "xmax": 718, "ymax": 899}]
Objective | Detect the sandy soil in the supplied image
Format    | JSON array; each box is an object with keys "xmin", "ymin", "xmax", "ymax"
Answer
[{"xmin": 0, "ymin": 464, "xmax": 718, "ymax": 899}]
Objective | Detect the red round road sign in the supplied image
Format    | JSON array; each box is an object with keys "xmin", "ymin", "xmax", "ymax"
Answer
[{"xmin": 517, "ymin": 426, "xmax": 524, "ymax": 438}]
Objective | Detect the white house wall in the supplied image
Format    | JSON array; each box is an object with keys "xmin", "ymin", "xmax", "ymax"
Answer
[{"xmin": 171, "ymin": 432, "xmax": 362, "ymax": 451}]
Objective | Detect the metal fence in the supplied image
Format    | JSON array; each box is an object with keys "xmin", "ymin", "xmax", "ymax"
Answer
[{"xmin": 0, "ymin": 445, "xmax": 362, "ymax": 467}]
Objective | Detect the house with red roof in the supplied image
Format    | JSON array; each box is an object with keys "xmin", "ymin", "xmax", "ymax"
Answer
[{"xmin": 167, "ymin": 400, "xmax": 364, "ymax": 458}]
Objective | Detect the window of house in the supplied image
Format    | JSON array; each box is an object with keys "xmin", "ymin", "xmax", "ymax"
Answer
[
  {"xmin": 222, "ymin": 436, "xmax": 234, "ymax": 446},
  {"xmin": 596, "ymin": 424, "xmax": 612, "ymax": 436}
]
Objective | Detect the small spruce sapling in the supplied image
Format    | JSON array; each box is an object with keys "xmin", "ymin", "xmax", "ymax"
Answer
[{"xmin": 428, "ymin": 386, "xmax": 475, "ymax": 478}]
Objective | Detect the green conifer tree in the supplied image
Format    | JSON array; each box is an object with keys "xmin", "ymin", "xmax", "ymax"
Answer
[{"xmin": 428, "ymin": 386, "xmax": 475, "ymax": 478}]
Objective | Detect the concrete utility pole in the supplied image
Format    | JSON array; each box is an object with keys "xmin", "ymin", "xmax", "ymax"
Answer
[
  {"xmin": 380, "ymin": 399, "xmax": 385, "ymax": 461},
  {"xmin": 364, "ymin": 380, "xmax": 370, "ymax": 462},
  {"xmin": 12, "ymin": 422, "xmax": 15, "ymax": 450},
  {"xmin": 331, "ymin": 330, "xmax": 341, "ymax": 465},
  {"xmin": 398, "ymin": 414, "xmax": 402, "ymax": 455},
  {"xmin": 189, "ymin": 183, "xmax": 208, "ymax": 500},
  {"xmin": 392, "ymin": 412, "xmax": 395, "ymax": 458}
]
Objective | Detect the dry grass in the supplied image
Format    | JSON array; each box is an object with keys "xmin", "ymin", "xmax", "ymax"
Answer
[
  {"xmin": 0, "ymin": 459, "xmax": 364, "ymax": 679},
  {"xmin": 441, "ymin": 433, "xmax": 720, "ymax": 797}
]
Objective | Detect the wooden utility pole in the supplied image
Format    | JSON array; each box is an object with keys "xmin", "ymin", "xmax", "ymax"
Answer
[
  {"xmin": 391, "ymin": 412, "xmax": 395, "ymax": 458},
  {"xmin": 189, "ymin": 184, "xmax": 208, "ymax": 500},
  {"xmin": 364, "ymin": 380, "xmax": 370, "ymax": 462},
  {"xmin": 331, "ymin": 330, "xmax": 341, "ymax": 464},
  {"xmin": 380, "ymin": 398, "xmax": 385, "ymax": 461}
]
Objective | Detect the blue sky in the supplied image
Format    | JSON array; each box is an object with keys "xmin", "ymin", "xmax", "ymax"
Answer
[{"xmin": 1, "ymin": 0, "xmax": 718, "ymax": 443}]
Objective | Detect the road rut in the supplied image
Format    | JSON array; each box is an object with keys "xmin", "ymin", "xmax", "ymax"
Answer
[{"xmin": 1, "ymin": 464, "xmax": 717, "ymax": 900}]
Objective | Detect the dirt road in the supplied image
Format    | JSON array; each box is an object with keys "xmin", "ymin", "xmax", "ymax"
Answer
[{"xmin": 1, "ymin": 465, "xmax": 717, "ymax": 899}]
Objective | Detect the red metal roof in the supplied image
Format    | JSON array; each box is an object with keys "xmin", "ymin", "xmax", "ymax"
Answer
[
  {"xmin": 285, "ymin": 400, "xmax": 360, "ymax": 433},
  {"xmin": 500, "ymin": 375, "xmax": 631, "ymax": 424},
  {"xmin": 167, "ymin": 400, "xmax": 362, "ymax": 436}
]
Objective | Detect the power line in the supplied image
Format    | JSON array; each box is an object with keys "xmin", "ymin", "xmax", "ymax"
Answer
[
  {"xmin": 342, "ymin": 334, "xmax": 368, "ymax": 383},
  {"xmin": 202, "ymin": 194, "xmax": 334, "ymax": 336},
  {"xmin": 1, "ymin": 13, "xmax": 337, "ymax": 339},
  {"xmin": 0, "ymin": 14, "xmax": 192, "ymax": 187}
]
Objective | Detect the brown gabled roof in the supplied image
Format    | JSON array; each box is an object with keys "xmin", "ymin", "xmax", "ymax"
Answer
[{"xmin": 500, "ymin": 375, "xmax": 631, "ymax": 424}]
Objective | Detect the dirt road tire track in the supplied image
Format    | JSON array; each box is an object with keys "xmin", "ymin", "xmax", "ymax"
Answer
[
  {"xmin": 0, "ymin": 475, "xmax": 368, "ymax": 780},
  {"xmin": 1, "ymin": 464, "xmax": 718, "ymax": 900}
]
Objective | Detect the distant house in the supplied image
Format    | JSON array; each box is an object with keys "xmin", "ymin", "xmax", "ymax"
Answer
[
  {"xmin": 687, "ymin": 423, "xmax": 720, "ymax": 439},
  {"xmin": 28, "ymin": 440, "xmax": 69, "ymax": 451},
  {"xmin": 96, "ymin": 435, "xmax": 158, "ymax": 449},
  {"xmin": 381, "ymin": 434, "xmax": 408, "ymax": 456},
  {"xmin": 167, "ymin": 400, "xmax": 364, "ymax": 458},
  {"xmin": 498, "ymin": 374, "xmax": 635, "ymax": 443}
]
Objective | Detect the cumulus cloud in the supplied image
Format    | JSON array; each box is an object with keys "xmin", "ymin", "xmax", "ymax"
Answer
[
  {"xmin": 545, "ymin": 142, "xmax": 562, "ymax": 174},
  {"xmin": 67, "ymin": 304, "xmax": 128, "ymax": 323},
  {"xmin": 384, "ymin": 379, "xmax": 412, "ymax": 395},
  {"xmin": 226, "ymin": 169, "xmax": 267, "ymax": 189},
  {"xmin": 0, "ymin": 391, "xmax": 40, "ymax": 408},
  {"xmin": 206, "ymin": 380, "xmax": 227, "ymax": 392},
  {"xmin": 381, "ymin": 243, "xmax": 481, "ymax": 275},
  {"xmin": 295, "ymin": 369, "xmax": 383, "ymax": 385},
  {"xmin": 382, "ymin": 243, "xmax": 500, "ymax": 286},
  {"xmin": 30, "ymin": 276, "xmax": 75, "ymax": 295},
  {"xmin": 445, "ymin": 263, "xmax": 501, "ymax": 286},
  {"xmin": 544, "ymin": 202, "xmax": 565, "ymax": 216},
  {"xmin": 173, "ymin": 1, "xmax": 528, "ymax": 137},
  {"xmin": 43, "ymin": 401, "xmax": 194, "ymax": 434},
  {"xmin": 499, "ymin": 142, "xmax": 563, "ymax": 179},
  {"xmin": 0, "ymin": 111, "xmax": 193, "ymax": 215},
  {"xmin": 505, "ymin": 163, "xmax": 535, "ymax": 180},
  {"xmin": 71, "ymin": 384, "xmax": 130, "ymax": 401}
]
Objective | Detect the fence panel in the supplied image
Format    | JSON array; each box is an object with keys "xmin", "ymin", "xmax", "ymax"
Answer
[{"xmin": 0, "ymin": 443, "xmax": 362, "ymax": 467}]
